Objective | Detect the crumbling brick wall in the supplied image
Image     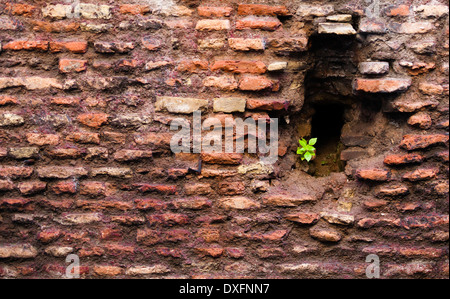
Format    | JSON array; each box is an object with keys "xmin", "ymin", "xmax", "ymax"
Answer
[{"xmin": 0, "ymin": 0, "xmax": 448, "ymax": 279}]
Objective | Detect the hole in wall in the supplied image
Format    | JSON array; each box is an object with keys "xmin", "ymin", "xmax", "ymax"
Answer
[{"xmin": 310, "ymin": 103, "xmax": 346, "ymax": 177}]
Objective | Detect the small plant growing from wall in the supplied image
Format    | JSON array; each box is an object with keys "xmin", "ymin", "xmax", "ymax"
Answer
[{"xmin": 297, "ymin": 138, "xmax": 317, "ymax": 162}]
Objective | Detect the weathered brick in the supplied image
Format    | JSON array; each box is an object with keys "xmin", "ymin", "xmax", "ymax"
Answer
[
  {"xmin": 66, "ymin": 132, "xmax": 100, "ymax": 144},
  {"xmin": 77, "ymin": 113, "xmax": 109, "ymax": 128},
  {"xmin": 198, "ymin": 7, "xmax": 232, "ymax": 17},
  {"xmin": 5, "ymin": 3, "xmax": 36, "ymax": 16},
  {"xmin": 239, "ymin": 76, "xmax": 278, "ymax": 91},
  {"xmin": 310, "ymin": 227, "xmax": 342, "ymax": 242},
  {"xmin": 59, "ymin": 59, "xmax": 88, "ymax": 73},
  {"xmin": 359, "ymin": 62, "xmax": 389, "ymax": 75},
  {"xmin": 0, "ymin": 166, "xmax": 33, "ymax": 179},
  {"xmin": 403, "ymin": 168, "xmax": 439, "ymax": 181},
  {"xmin": 228, "ymin": 38, "xmax": 265, "ymax": 51},
  {"xmin": 384, "ymin": 153, "xmax": 425, "ymax": 165},
  {"xmin": 353, "ymin": 78, "xmax": 411, "ymax": 93},
  {"xmin": 195, "ymin": 20, "xmax": 230, "ymax": 31},
  {"xmin": 246, "ymin": 99, "xmax": 288, "ymax": 111},
  {"xmin": 236, "ymin": 17, "xmax": 282, "ymax": 31},
  {"xmin": 8, "ymin": 147, "xmax": 39, "ymax": 160},
  {"xmin": 356, "ymin": 169, "xmax": 391, "ymax": 181},
  {"xmin": 0, "ymin": 113, "xmax": 24, "ymax": 127},
  {"xmin": 113, "ymin": 150, "xmax": 152, "ymax": 162},
  {"xmin": 201, "ymin": 153, "xmax": 243, "ymax": 165},
  {"xmin": 91, "ymin": 167, "xmax": 132, "ymax": 178},
  {"xmin": 17, "ymin": 181, "xmax": 46, "ymax": 195},
  {"xmin": 400, "ymin": 134, "xmax": 449, "ymax": 151},
  {"xmin": 263, "ymin": 194, "xmax": 317, "ymax": 207},
  {"xmin": 203, "ymin": 76, "xmax": 238, "ymax": 91},
  {"xmin": 211, "ymin": 60, "xmax": 267, "ymax": 74},
  {"xmin": 238, "ymin": 4, "xmax": 290, "ymax": 16},
  {"xmin": 285, "ymin": 212, "xmax": 320, "ymax": 225},
  {"xmin": 155, "ymin": 96, "xmax": 208, "ymax": 114},
  {"xmin": 176, "ymin": 60, "xmax": 209, "ymax": 73},
  {"xmin": 407, "ymin": 112, "xmax": 432, "ymax": 129},
  {"xmin": 119, "ymin": 4, "xmax": 151, "ymax": 15},
  {"xmin": 318, "ymin": 23, "xmax": 356, "ymax": 35},
  {"xmin": 3, "ymin": 40, "xmax": 49, "ymax": 51},
  {"xmin": 0, "ymin": 245, "xmax": 37, "ymax": 259},
  {"xmin": 49, "ymin": 41, "xmax": 88, "ymax": 54},
  {"xmin": 213, "ymin": 98, "xmax": 246, "ymax": 113}
]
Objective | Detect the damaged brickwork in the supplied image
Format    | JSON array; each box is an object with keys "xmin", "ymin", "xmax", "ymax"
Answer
[{"xmin": 0, "ymin": 0, "xmax": 448, "ymax": 278}]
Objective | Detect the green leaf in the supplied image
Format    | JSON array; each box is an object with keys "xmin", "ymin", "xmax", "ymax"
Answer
[
  {"xmin": 305, "ymin": 145, "xmax": 315, "ymax": 151},
  {"xmin": 309, "ymin": 138, "xmax": 317, "ymax": 146},
  {"xmin": 304, "ymin": 152, "xmax": 312, "ymax": 162},
  {"xmin": 296, "ymin": 148, "xmax": 302, "ymax": 155},
  {"xmin": 299, "ymin": 139, "xmax": 307, "ymax": 147}
]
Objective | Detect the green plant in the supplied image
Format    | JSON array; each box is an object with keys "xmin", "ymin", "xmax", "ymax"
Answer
[{"xmin": 297, "ymin": 138, "xmax": 317, "ymax": 162}]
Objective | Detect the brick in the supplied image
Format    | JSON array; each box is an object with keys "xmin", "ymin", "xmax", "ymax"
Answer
[
  {"xmin": 399, "ymin": 215, "xmax": 449, "ymax": 230},
  {"xmin": 359, "ymin": 19, "xmax": 387, "ymax": 34},
  {"xmin": 0, "ymin": 180, "xmax": 14, "ymax": 191},
  {"xmin": 0, "ymin": 16, "xmax": 23, "ymax": 31},
  {"xmin": 38, "ymin": 229, "xmax": 62, "ymax": 243},
  {"xmin": 0, "ymin": 77, "xmax": 63, "ymax": 90},
  {"xmin": 228, "ymin": 38, "xmax": 265, "ymax": 51},
  {"xmin": 239, "ymin": 76, "xmax": 278, "ymax": 91},
  {"xmin": 310, "ymin": 227, "xmax": 342, "ymax": 242},
  {"xmin": 359, "ymin": 62, "xmax": 389, "ymax": 75},
  {"xmin": 17, "ymin": 181, "xmax": 46, "ymax": 195},
  {"xmin": 77, "ymin": 113, "xmax": 109, "ymax": 128},
  {"xmin": 0, "ymin": 113, "xmax": 24, "ymax": 127},
  {"xmin": 327, "ymin": 14, "xmax": 353, "ymax": 22},
  {"xmin": 203, "ymin": 76, "xmax": 238, "ymax": 91},
  {"xmin": 141, "ymin": 37, "xmax": 161, "ymax": 51},
  {"xmin": 211, "ymin": 60, "xmax": 266, "ymax": 74},
  {"xmin": 59, "ymin": 59, "xmax": 87, "ymax": 73},
  {"xmin": 320, "ymin": 213, "xmax": 355, "ymax": 225},
  {"xmin": 414, "ymin": 5, "xmax": 449, "ymax": 18},
  {"xmin": 93, "ymin": 265, "xmax": 123, "ymax": 277},
  {"xmin": 0, "ymin": 96, "xmax": 18, "ymax": 106},
  {"xmin": 37, "ymin": 167, "xmax": 88, "ymax": 179},
  {"xmin": 45, "ymin": 246, "xmax": 74, "ymax": 257},
  {"xmin": 91, "ymin": 168, "xmax": 132, "ymax": 178},
  {"xmin": 126, "ymin": 265, "xmax": 170, "ymax": 276},
  {"xmin": 384, "ymin": 153, "xmax": 425, "ymax": 165},
  {"xmin": 49, "ymin": 41, "xmax": 88, "ymax": 54},
  {"xmin": 94, "ymin": 42, "xmax": 135, "ymax": 54},
  {"xmin": 246, "ymin": 99, "xmax": 288, "ymax": 111},
  {"xmin": 5, "ymin": 3, "xmax": 36, "ymax": 16},
  {"xmin": 56, "ymin": 213, "xmax": 103, "ymax": 225},
  {"xmin": 213, "ymin": 98, "xmax": 246, "ymax": 113},
  {"xmin": 195, "ymin": 247, "xmax": 224, "ymax": 258},
  {"xmin": 376, "ymin": 184, "xmax": 409, "ymax": 197},
  {"xmin": 238, "ymin": 4, "xmax": 290, "ymax": 16},
  {"xmin": 195, "ymin": 20, "xmax": 230, "ymax": 31},
  {"xmin": 400, "ymin": 134, "xmax": 449, "ymax": 151},
  {"xmin": 399, "ymin": 61, "xmax": 435, "ymax": 76},
  {"xmin": 395, "ymin": 22, "xmax": 434, "ymax": 34},
  {"xmin": 285, "ymin": 212, "xmax": 320, "ymax": 224},
  {"xmin": 155, "ymin": 96, "xmax": 208, "ymax": 114},
  {"xmin": 47, "ymin": 148, "xmax": 82, "ymax": 159},
  {"xmin": 31, "ymin": 21, "xmax": 80, "ymax": 33},
  {"xmin": 410, "ymin": 41, "xmax": 436, "ymax": 55},
  {"xmin": 148, "ymin": 213, "xmax": 189, "ymax": 226},
  {"xmin": 385, "ymin": 5, "xmax": 410, "ymax": 16},
  {"xmin": 51, "ymin": 181, "xmax": 77, "ymax": 194},
  {"xmin": 198, "ymin": 39, "xmax": 226, "ymax": 49},
  {"xmin": 407, "ymin": 112, "xmax": 432, "ymax": 129},
  {"xmin": 8, "ymin": 147, "xmax": 39, "ymax": 159},
  {"xmin": 42, "ymin": 4, "xmax": 72, "ymax": 19},
  {"xmin": 403, "ymin": 168, "xmax": 439, "ymax": 181},
  {"xmin": 218, "ymin": 181, "xmax": 245, "ymax": 195},
  {"xmin": 134, "ymin": 184, "xmax": 177, "ymax": 195},
  {"xmin": 353, "ymin": 78, "xmax": 411, "ymax": 93},
  {"xmin": 26, "ymin": 133, "xmax": 59, "ymax": 146},
  {"xmin": 176, "ymin": 60, "xmax": 209, "ymax": 73},
  {"xmin": 198, "ymin": 7, "xmax": 232, "ymax": 17},
  {"xmin": 201, "ymin": 153, "xmax": 243, "ymax": 165},
  {"xmin": 185, "ymin": 183, "xmax": 213, "ymax": 195},
  {"xmin": 219, "ymin": 197, "xmax": 261, "ymax": 210},
  {"xmin": 419, "ymin": 83, "xmax": 444, "ymax": 95},
  {"xmin": 236, "ymin": 17, "xmax": 282, "ymax": 31},
  {"xmin": 0, "ymin": 166, "xmax": 33, "ymax": 179},
  {"xmin": 3, "ymin": 40, "xmax": 49, "ymax": 51},
  {"xmin": 113, "ymin": 150, "xmax": 152, "ymax": 162},
  {"xmin": 66, "ymin": 132, "xmax": 100, "ymax": 144},
  {"xmin": 0, "ymin": 245, "xmax": 37, "ymax": 259},
  {"xmin": 296, "ymin": 4, "xmax": 334, "ymax": 17},
  {"xmin": 364, "ymin": 198, "xmax": 388, "ymax": 210},
  {"xmin": 119, "ymin": 4, "xmax": 151, "ymax": 15},
  {"xmin": 175, "ymin": 198, "xmax": 211, "ymax": 210},
  {"xmin": 356, "ymin": 169, "xmax": 391, "ymax": 182},
  {"xmin": 318, "ymin": 23, "xmax": 356, "ymax": 35}
]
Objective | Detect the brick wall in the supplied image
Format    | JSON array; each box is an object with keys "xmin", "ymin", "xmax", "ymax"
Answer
[{"xmin": 0, "ymin": 0, "xmax": 448, "ymax": 278}]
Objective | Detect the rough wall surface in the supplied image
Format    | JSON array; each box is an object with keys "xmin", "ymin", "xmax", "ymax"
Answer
[{"xmin": 0, "ymin": 0, "xmax": 448, "ymax": 279}]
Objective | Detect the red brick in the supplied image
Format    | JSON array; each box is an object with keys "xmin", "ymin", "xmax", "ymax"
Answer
[
  {"xmin": 246, "ymin": 99, "xmax": 289, "ymax": 111},
  {"xmin": 400, "ymin": 134, "xmax": 449, "ymax": 151},
  {"xmin": 26, "ymin": 133, "xmax": 60, "ymax": 146},
  {"xmin": 141, "ymin": 37, "xmax": 161, "ymax": 51},
  {"xmin": 403, "ymin": 168, "xmax": 439, "ymax": 181},
  {"xmin": 0, "ymin": 166, "xmax": 33, "ymax": 179},
  {"xmin": 49, "ymin": 41, "xmax": 88, "ymax": 54},
  {"xmin": 385, "ymin": 5, "xmax": 410, "ymax": 16},
  {"xmin": 419, "ymin": 83, "xmax": 444, "ymax": 95},
  {"xmin": 119, "ymin": 4, "xmax": 151, "ymax": 15},
  {"xmin": 195, "ymin": 247, "xmax": 224, "ymax": 258},
  {"xmin": 3, "ymin": 40, "xmax": 49, "ymax": 51},
  {"xmin": 47, "ymin": 148, "xmax": 82, "ymax": 159},
  {"xmin": 155, "ymin": 247, "xmax": 183, "ymax": 258},
  {"xmin": 31, "ymin": 21, "xmax": 80, "ymax": 33},
  {"xmin": 238, "ymin": 4, "xmax": 290, "ymax": 16},
  {"xmin": 218, "ymin": 181, "xmax": 245, "ymax": 195},
  {"xmin": 364, "ymin": 199, "xmax": 388, "ymax": 210},
  {"xmin": 147, "ymin": 213, "xmax": 189, "ymax": 226},
  {"xmin": 210, "ymin": 60, "xmax": 267, "ymax": 74},
  {"xmin": 177, "ymin": 60, "xmax": 209, "ymax": 73},
  {"xmin": 0, "ymin": 179, "xmax": 14, "ymax": 191},
  {"xmin": 113, "ymin": 150, "xmax": 152, "ymax": 162},
  {"xmin": 399, "ymin": 215, "xmax": 449, "ymax": 229},
  {"xmin": 38, "ymin": 229, "xmax": 62, "ymax": 243},
  {"xmin": 285, "ymin": 212, "xmax": 320, "ymax": 224},
  {"xmin": 133, "ymin": 183, "xmax": 177, "ymax": 195},
  {"xmin": 184, "ymin": 183, "xmax": 213, "ymax": 195},
  {"xmin": 354, "ymin": 78, "xmax": 411, "ymax": 93},
  {"xmin": 136, "ymin": 229, "xmax": 162, "ymax": 245},
  {"xmin": 164, "ymin": 229, "xmax": 191, "ymax": 243},
  {"xmin": 201, "ymin": 153, "xmax": 243, "ymax": 165},
  {"xmin": 356, "ymin": 169, "xmax": 391, "ymax": 181},
  {"xmin": 310, "ymin": 227, "xmax": 342, "ymax": 242},
  {"xmin": 5, "ymin": 3, "xmax": 36, "ymax": 16},
  {"xmin": 407, "ymin": 112, "xmax": 432, "ymax": 129},
  {"xmin": 77, "ymin": 113, "xmax": 109, "ymax": 128},
  {"xmin": 239, "ymin": 76, "xmax": 279, "ymax": 91},
  {"xmin": 51, "ymin": 181, "xmax": 77, "ymax": 194},
  {"xmin": 236, "ymin": 17, "xmax": 282, "ymax": 31},
  {"xmin": 384, "ymin": 153, "xmax": 425, "ymax": 165},
  {"xmin": 59, "ymin": 59, "xmax": 88, "ymax": 73},
  {"xmin": 66, "ymin": 132, "xmax": 100, "ymax": 144},
  {"xmin": 135, "ymin": 199, "xmax": 168, "ymax": 211},
  {"xmin": 0, "ymin": 96, "xmax": 18, "ymax": 106},
  {"xmin": 50, "ymin": 97, "xmax": 81, "ymax": 106},
  {"xmin": 100, "ymin": 228, "xmax": 122, "ymax": 241},
  {"xmin": 198, "ymin": 6, "xmax": 233, "ymax": 17},
  {"xmin": 0, "ymin": 198, "xmax": 32, "ymax": 211},
  {"xmin": 17, "ymin": 181, "xmax": 47, "ymax": 195},
  {"xmin": 93, "ymin": 265, "xmax": 123, "ymax": 277}
]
